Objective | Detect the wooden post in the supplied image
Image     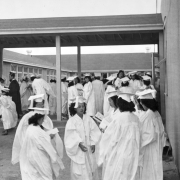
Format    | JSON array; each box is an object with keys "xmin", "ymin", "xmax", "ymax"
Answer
[
  {"xmin": 56, "ymin": 36, "xmax": 61, "ymax": 121},
  {"xmin": 159, "ymin": 32, "xmax": 165, "ymax": 123},
  {"xmin": 0, "ymin": 48, "xmax": 3, "ymax": 77},
  {"xmin": 77, "ymin": 45, "xmax": 81, "ymax": 78},
  {"xmin": 151, "ymin": 53, "xmax": 155, "ymax": 86}
]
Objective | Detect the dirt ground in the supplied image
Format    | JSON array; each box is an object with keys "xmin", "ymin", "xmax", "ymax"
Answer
[{"xmin": 0, "ymin": 120, "xmax": 179, "ymax": 180}]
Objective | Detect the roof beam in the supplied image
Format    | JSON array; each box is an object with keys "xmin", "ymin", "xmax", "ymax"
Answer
[{"xmin": 97, "ymin": 34, "xmax": 106, "ymax": 41}]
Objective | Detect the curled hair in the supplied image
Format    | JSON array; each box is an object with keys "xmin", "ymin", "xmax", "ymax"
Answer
[
  {"xmin": 69, "ymin": 102, "xmax": 86, "ymax": 117},
  {"xmin": 85, "ymin": 76, "xmax": 92, "ymax": 82},
  {"xmin": 28, "ymin": 113, "xmax": 45, "ymax": 126},
  {"xmin": 109, "ymin": 95, "xmax": 118, "ymax": 108},
  {"xmin": 121, "ymin": 81, "xmax": 129, "ymax": 87},
  {"xmin": 30, "ymin": 76, "xmax": 36, "ymax": 82},
  {"xmin": 140, "ymin": 99, "xmax": 158, "ymax": 112},
  {"xmin": 117, "ymin": 97, "xmax": 135, "ymax": 112},
  {"xmin": 76, "ymin": 77, "xmax": 81, "ymax": 83},
  {"xmin": 143, "ymin": 80, "xmax": 150, "ymax": 86},
  {"xmin": 117, "ymin": 70, "xmax": 125, "ymax": 78},
  {"xmin": 68, "ymin": 81, "xmax": 74, "ymax": 87}
]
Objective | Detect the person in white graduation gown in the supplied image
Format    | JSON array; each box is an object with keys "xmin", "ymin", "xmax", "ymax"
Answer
[
  {"xmin": 114, "ymin": 70, "xmax": 125, "ymax": 89},
  {"xmin": 99, "ymin": 90, "xmax": 119, "ymax": 131},
  {"xmin": 19, "ymin": 112, "xmax": 63, "ymax": 180},
  {"xmin": 20, "ymin": 76, "xmax": 33, "ymax": 113},
  {"xmin": 11, "ymin": 94, "xmax": 64, "ymax": 176},
  {"xmin": 92, "ymin": 76, "xmax": 104, "ymax": 114},
  {"xmin": 0, "ymin": 88, "xmax": 18, "ymax": 135},
  {"xmin": 129, "ymin": 71, "xmax": 142, "ymax": 93},
  {"xmin": 103, "ymin": 76, "xmax": 116, "ymax": 116},
  {"xmin": 60, "ymin": 76, "xmax": 68, "ymax": 117},
  {"xmin": 83, "ymin": 74, "xmax": 95, "ymax": 116},
  {"xmin": 31, "ymin": 75, "xmax": 55, "ymax": 114},
  {"xmin": 68, "ymin": 77, "xmax": 78, "ymax": 117},
  {"xmin": 49, "ymin": 79, "xmax": 57, "ymax": 115},
  {"xmin": 98, "ymin": 92, "xmax": 140, "ymax": 180},
  {"xmin": 140, "ymin": 75, "xmax": 157, "ymax": 99},
  {"xmin": 135, "ymin": 89, "xmax": 166, "ymax": 180},
  {"xmin": 74, "ymin": 77, "xmax": 84, "ymax": 96},
  {"xmin": 64, "ymin": 96, "xmax": 101, "ymax": 180}
]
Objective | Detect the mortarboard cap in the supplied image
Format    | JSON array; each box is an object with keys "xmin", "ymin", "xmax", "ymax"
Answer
[
  {"xmin": 128, "ymin": 71, "xmax": 137, "ymax": 75},
  {"xmin": 107, "ymin": 90, "xmax": 118, "ymax": 99},
  {"xmin": 142, "ymin": 75, "xmax": 151, "ymax": 81},
  {"xmin": 118, "ymin": 91, "xmax": 134, "ymax": 102},
  {"xmin": 136, "ymin": 89, "xmax": 155, "ymax": 99},
  {"xmin": 84, "ymin": 73, "xmax": 91, "ymax": 77}
]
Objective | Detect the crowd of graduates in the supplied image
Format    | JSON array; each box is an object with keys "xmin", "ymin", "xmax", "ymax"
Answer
[{"xmin": 0, "ymin": 69, "xmax": 166, "ymax": 180}]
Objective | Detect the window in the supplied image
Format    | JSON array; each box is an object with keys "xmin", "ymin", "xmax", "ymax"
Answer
[
  {"xmin": 23, "ymin": 66, "xmax": 28, "ymax": 77},
  {"xmin": 39, "ymin": 69, "xmax": 42, "ymax": 75},
  {"xmin": 11, "ymin": 64, "xmax": 17, "ymax": 78},
  {"xmin": 17, "ymin": 66, "xmax": 23, "ymax": 82},
  {"xmin": 34, "ymin": 68, "xmax": 38, "ymax": 75}
]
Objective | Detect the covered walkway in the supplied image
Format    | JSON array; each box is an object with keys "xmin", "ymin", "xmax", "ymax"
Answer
[{"xmin": 0, "ymin": 13, "xmax": 164, "ymax": 121}]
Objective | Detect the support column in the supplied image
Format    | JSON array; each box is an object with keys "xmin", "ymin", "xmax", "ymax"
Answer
[
  {"xmin": 77, "ymin": 45, "xmax": 81, "ymax": 78},
  {"xmin": 159, "ymin": 32, "xmax": 165, "ymax": 123},
  {"xmin": 151, "ymin": 53, "xmax": 155, "ymax": 86},
  {"xmin": 56, "ymin": 36, "xmax": 61, "ymax": 121},
  {"xmin": 0, "ymin": 48, "xmax": 3, "ymax": 77}
]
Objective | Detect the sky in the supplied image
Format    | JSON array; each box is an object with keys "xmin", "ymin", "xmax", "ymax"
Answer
[{"xmin": 1, "ymin": 0, "xmax": 161, "ymax": 55}]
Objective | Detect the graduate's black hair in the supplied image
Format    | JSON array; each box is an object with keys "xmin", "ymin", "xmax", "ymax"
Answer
[
  {"xmin": 85, "ymin": 76, "xmax": 92, "ymax": 82},
  {"xmin": 109, "ymin": 95, "xmax": 118, "ymax": 108},
  {"xmin": 68, "ymin": 81, "xmax": 74, "ymax": 87},
  {"xmin": 140, "ymin": 99, "xmax": 158, "ymax": 112},
  {"xmin": 131, "ymin": 74, "xmax": 141, "ymax": 80},
  {"xmin": 28, "ymin": 113, "xmax": 45, "ymax": 126},
  {"xmin": 117, "ymin": 70, "xmax": 125, "ymax": 78},
  {"xmin": 137, "ymin": 99, "xmax": 145, "ymax": 111},
  {"xmin": 117, "ymin": 97, "xmax": 135, "ymax": 112},
  {"xmin": 76, "ymin": 77, "xmax": 81, "ymax": 83},
  {"xmin": 121, "ymin": 81, "xmax": 129, "ymax": 87},
  {"xmin": 30, "ymin": 76, "xmax": 36, "ymax": 82},
  {"xmin": 143, "ymin": 80, "xmax": 151, "ymax": 86},
  {"xmin": 69, "ymin": 102, "xmax": 86, "ymax": 117},
  {"xmin": 1, "ymin": 91, "xmax": 9, "ymax": 96}
]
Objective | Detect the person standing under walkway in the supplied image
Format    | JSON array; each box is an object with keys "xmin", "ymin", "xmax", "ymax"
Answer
[
  {"xmin": 9, "ymin": 71, "xmax": 22, "ymax": 118},
  {"xmin": 92, "ymin": 75, "xmax": 104, "ymax": 114}
]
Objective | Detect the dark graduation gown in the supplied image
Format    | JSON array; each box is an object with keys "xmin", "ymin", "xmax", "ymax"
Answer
[{"xmin": 9, "ymin": 79, "xmax": 22, "ymax": 116}]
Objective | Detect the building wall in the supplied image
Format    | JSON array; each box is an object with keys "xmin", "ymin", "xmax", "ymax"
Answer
[{"xmin": 161, "ymin": 0, "xmax": 180, "ymax": 172}]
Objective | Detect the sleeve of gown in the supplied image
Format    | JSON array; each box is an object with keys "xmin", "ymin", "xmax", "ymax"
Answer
[
  {"xmin": 141, "ymin": 116, "xmax": 157, "ymax": 148},
  {"xmin": 38, "ymin": 134, "xmax": 58, "ymax": 163},
  {"xmin": 98, "ymin": 120, "xmax": 119, "ymax": 166},
  {"xmin": 64, "ymin": 119, "xmax": 83, "ymax": 157},
  {"xmin": 42, "ymin": 80, "xmax": 55, "ymax": 97},
  {"xmin": 89, "ymin": 117, "xmax": 101, "ymax": 145},
  {"xmin": 84, "ymin": 83, "xmax": 92, "ymax": 101}
]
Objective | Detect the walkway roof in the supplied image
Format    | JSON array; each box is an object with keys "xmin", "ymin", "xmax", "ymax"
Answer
[{"xmin": 0, "ymin": 14, "xmax": 163, "ymax": 48}]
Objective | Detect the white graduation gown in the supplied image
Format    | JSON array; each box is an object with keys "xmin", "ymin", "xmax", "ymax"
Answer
[
  {"xmin": 12, "ymin": 111, "xmax": 63, "ymax": 167},
  {"xmin": 137, "ymin": 109, "xmax": 166, "ymax": 180},
  {"xmin": 103, "ymin": 85, "xmax": 115, "ymax": 116},
  {"xmin": 68, "ymin": 85, "xmax": 78, "ymax": 117},
  {"xmin": 0, "ymin": 95, "xmax": 18, "ymax": 130},
  {"xmin": 129, "ymin": 79, "xmax": 142, "ymax": 93},
  {"xmin": 32, "ymin": 78, "xmax": 55, "ymax": 113},
  {"xmin": 61, "ymin": 82, "xmax": 68, "ymax": 114},
  {"xmin": 64, "ymin": 114, "xmax": 101, "ymax": 180},
  {"xmin": 114, "ymin": 78, "xmax": 122, "ymax": 89},
  {"xmin": 98, "ymin": 112, "xmax": 140, "ymax": 180},
  {"xmin": 92, "ymin": 80, "xmax": 104, "ymax": 114},
  {"xmin": 49, "ymin": 82, "xmax": 57, "ymax": 115},
  {"xmin": 19, "ymin": 125, "xmax": 62, "ymax": 180},
  {"xmin": 99, "ymin": 108, "xmax": 118, "ymax": 131},
  {"xmin": 83, "ymin": 82, "xmax": 95, "ymax": 116}
]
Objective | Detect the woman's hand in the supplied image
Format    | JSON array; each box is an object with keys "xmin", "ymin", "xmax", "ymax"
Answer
[
  {"xmin": 90, "ymin": 145, "xmax": 95, "ymax": 153},
  {"xmin": 79, "ymin": 142, "xmax": 88, "ymax": 152}
]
